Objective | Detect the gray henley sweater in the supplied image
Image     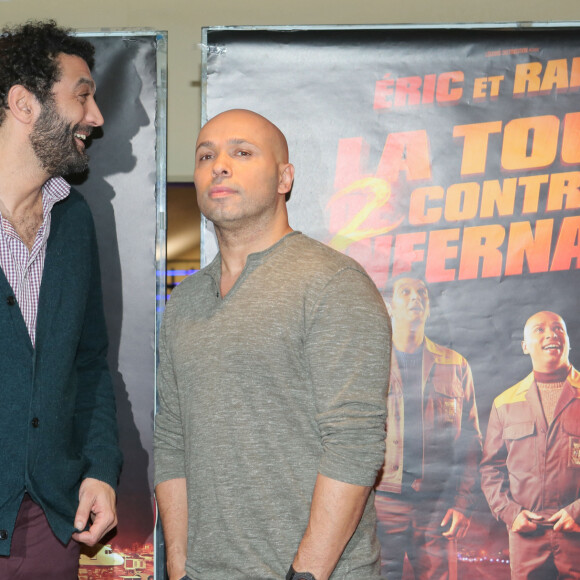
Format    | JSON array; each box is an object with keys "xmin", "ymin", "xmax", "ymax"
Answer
[{"xmin": 154, "ymin": 232, "xmax": 391, "ymax": 579}]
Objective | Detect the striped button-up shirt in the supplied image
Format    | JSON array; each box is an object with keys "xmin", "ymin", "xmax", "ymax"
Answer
[{"xmin": 0, "ymin": 177, "xmax": 70, "ymax": 346}]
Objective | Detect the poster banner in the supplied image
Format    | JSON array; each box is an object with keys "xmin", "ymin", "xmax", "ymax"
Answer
[
  {"xmin": 72, "ymin": 32, "xmax": 166, "ymax": 580},
  {"xmin": 202, "ymin": 25, "xmax": 580, "ymax": 579}
]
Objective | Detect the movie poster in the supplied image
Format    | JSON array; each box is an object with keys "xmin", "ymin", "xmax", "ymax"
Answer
[
  {"xmin": 72, "ymin": 32, "xmax": 165, "ymax": 580},
  {"xmin": 202, "ymin": 25, "xmax": 580, "ymax": 579}
]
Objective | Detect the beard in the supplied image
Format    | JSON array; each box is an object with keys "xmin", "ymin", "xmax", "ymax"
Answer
[{"xmin": 29, "ymin": 99, "xmax": 91, "ymax": 177}]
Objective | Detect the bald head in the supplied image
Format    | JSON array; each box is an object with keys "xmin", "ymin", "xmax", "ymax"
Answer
[
  {"xmin": 197, "ymin": 109, "xmax": 289, "ymax": 165},
  {"xmin": 193, "ymin": 108, "xmax": 295, "ymax": 233},
  {"xmin": 522, "ymin": 311, "xmax": 571, "ymax": 373}
]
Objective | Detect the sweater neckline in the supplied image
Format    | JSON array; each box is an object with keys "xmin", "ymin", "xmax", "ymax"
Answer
[
  {"xmin": 206, "ymin": 231, "xmax": 302, "ymax": 300},
  {"xmin": 534, "ymin": 366, "xmax": 570, "ymax": 384}
]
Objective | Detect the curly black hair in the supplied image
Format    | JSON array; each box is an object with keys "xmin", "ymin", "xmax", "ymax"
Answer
[{"xmin": 0, "ymin": 20, "xmax": 95, "ymax": 125}]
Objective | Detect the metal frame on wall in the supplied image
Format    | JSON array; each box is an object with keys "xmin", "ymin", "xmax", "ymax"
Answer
[{"xmin": 74, "ymin": 29, "xmax": 167, "ymax": 580}]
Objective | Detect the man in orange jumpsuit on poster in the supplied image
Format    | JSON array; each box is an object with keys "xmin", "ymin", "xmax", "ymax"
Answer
[{"xmin": 481, "ymin": 310, "xmax": 580, "ymax": 579}]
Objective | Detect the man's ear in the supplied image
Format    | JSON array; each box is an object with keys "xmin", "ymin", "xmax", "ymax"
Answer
[
  {"xmin": 7, "ymin": 85, "xmax": 39, "ymax": 125},
  {"xmin": 278, "ymin": 163, "xmax": 295, "ymax": 196},
  {"xmin": 521, "ymin": 339, "xmax": 529, "ymax": 355}
]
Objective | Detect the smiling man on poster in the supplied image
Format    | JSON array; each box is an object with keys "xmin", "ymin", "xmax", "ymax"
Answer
[
  {"xmin": 154, "ymin": 109, "xmax": 391, "ymax": 580},
  {"xmin": 481, "ymin": 310, "xmax": 580, "ymax": 579}
]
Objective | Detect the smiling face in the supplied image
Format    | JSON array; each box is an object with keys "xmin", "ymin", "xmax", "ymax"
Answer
[
  {"xmin": 29, "ymin": 53, "xmax": 103, "ymax": 176},
  {"xmin": 388, "ymin": 277, "xmax": 430, "ymax": 328},
  {"xmin": 522, "ymin": 311, "xmax": 570, "ymax": 373},
  {"xmin": 193, "ymin": 110, "xmax": 293, "ymax": 232}
]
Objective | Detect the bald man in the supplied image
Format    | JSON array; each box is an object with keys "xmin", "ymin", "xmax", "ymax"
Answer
[
  {"xmin": 481, "ymin": 311, "xmax": 580, "ymax": 579},
  {"xmin": 154, "ymin": 110, "xmax": 391, "ymax": 580}
]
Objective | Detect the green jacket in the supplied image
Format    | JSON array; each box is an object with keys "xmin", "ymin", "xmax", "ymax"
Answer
[{"xmin": 0, "ymin": 189, "xmax": 122, "ymax": 555}]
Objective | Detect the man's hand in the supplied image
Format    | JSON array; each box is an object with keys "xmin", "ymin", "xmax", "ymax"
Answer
[
  {"xmin": 547, "ymin": 509, "xmax": 580, "ymax": 532},
  {"xmin": 441, "ymin": 508, "xmax": 470, "ymax": 539},
  {"xmin": 72, "ymin": 478, "xmax": 117, "ymax": 546},
  {"xmin": 511, "ymin": 510, "xmax": 544, "ymax": 533}
]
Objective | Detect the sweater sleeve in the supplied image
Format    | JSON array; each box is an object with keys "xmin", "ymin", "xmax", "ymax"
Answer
[
  {"xmin": 74, "ymin": 225, "xmax": 123, "ymax": 489},
  {"xmin": 305, "ymin": 267, "xmax": 391, "ymax": 487},
  {"xmin": 154, "ymin": 300, "xmax": 186, "ymax": 486}
]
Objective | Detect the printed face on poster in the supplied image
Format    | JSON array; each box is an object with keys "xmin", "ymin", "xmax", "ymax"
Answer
[{"xmin": 202, "ymin": 25, "xmax": 580, "ymax": 578}]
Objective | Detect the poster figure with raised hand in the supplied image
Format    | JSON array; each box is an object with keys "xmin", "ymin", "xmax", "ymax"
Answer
[{"xmin": 481, "ymin": 311, "xmax": 580, "ymax": 579}]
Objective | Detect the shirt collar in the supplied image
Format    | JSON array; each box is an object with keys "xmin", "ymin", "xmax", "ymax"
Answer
[
  {"xmin": 0, "ymin": 176, "xmax": 71, "ymax": 233},
  {"xmin": 42, "ymin": 176, "xmax": 71, "ymax": 203},
  {"xmin": 42, "ymin": 176, "xmax": 71, "ymax": 218}
]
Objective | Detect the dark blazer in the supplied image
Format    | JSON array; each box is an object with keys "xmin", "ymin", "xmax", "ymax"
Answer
[{"xmin": 0, "ymin": 188, "xmax": 123, "ymax": 555}]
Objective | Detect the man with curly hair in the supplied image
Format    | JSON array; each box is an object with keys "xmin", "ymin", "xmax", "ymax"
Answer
[{"xmin": 0, "ymin": 20, "xmax": 122, "ymax": 578}]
